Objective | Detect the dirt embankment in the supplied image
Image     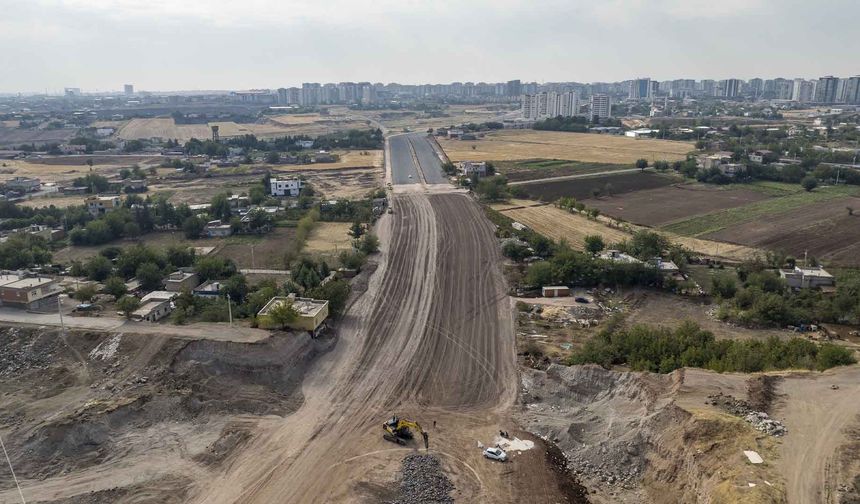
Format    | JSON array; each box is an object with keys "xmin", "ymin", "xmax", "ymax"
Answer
[
  {"xmin": 518, "ymin": 364, "xmax": 786, "ymax": 503},
  {"xmin": 0, "ymin": 326, "xmax": 330, "ymax": 502}
]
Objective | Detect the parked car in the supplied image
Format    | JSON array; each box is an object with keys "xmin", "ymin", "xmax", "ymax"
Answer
[
  {"xmin": 574, "ymin": 297, "xmax": 589, "ymax": 304},
  {"xmin": 483, "ymin": 447, "xmax": 507, "ymax": 462}
]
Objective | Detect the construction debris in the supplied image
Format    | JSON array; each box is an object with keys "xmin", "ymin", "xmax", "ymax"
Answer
[
  {"xmin": 706, "ymin": 392, "xmax": 787, "ymax": 437},
  {"xmin": 386, "ymin": 454, "xmax": 454, "ymax": 504}
]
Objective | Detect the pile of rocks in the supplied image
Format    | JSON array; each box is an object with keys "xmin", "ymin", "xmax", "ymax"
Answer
[
  {"xmin": 743, "ymin": 411, "xmax": 787, "ymax": 437},
  {"xmin": 706, "ymin": 393, "xmax": 787, "ymax": 437},
  {"xmin": 565, "ymin": 439, "xmax": 645, "ymax": 488},
  {"xmin": 0, "ymin": 327, "xmax": 58, "ymax": 377},
  {"xmin": 386, "ymin": 454, "xmax": 454, "ymax": 504}
]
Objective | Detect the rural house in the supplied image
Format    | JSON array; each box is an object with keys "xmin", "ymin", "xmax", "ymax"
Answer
[
  {"xmin": 85, "ymin": 195, "xmax": 121, "ymax": 216},
  {"xmin": 163, "ymin": 270, "xmax": 200, "ymax": 292},
  {"xmin": 749, "ymin": 150, "xmax": 773, "ymax": 164},
  {"xmin": 460, "ymin": 161, "xmax": 487, "ymax": 177},
  {"xmin": 131, "ymin": 291, "xmax": 177, "ymax": 322},
  {"xmin": 270, "ymin": 178, "xmax": 304, "ymax": 197},
  {"xmin": 779, "ymin": 266, "xmax": 835, "ymax": 289},
  {"xmin": 258, "ymin": 294, "xmax": 329, "ymax": 335},
  {"xmin": 204, "ymin": 220, "xmax": 233, "ymax": 237},
  {"xmin": 598, "ymin": 250, "xmax": 642, "ymax": 264},
  {"xmin": 0, "ymin": 276, "xmax": 62, "ymax": 310},
  {"xmin": 5, "ymin": 177, "xmax": 41, "ymax": 193}
]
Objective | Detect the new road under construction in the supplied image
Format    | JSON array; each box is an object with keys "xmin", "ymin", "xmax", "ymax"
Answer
[{"xmin": 186, "ymin": 133, "xmax": 564, "ymax": 503}]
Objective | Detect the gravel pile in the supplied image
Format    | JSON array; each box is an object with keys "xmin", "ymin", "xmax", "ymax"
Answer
[
  {"xmin": 0, "ymin": 327, "xmax": 59, "ymax": 377},
  {"xmin": 386, "ymin": 453, "xmax": 454, "ymax": 504},
  {"xmin": 706, "ymin": 392, "xmax": 787, "ymax": 437}
]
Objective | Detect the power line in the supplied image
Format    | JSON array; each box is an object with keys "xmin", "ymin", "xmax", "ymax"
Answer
[{"xmin": 0, "ymin": 433, "xmax": 26, "ymax": 504}]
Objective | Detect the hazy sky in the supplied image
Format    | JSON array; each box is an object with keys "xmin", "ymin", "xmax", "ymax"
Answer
[{"xmin": 1, "ymin": 0, "xmax": 858, "ymax": 93}]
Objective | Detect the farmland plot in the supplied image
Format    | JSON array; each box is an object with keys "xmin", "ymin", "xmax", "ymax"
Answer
[{"xmin": 519, "ymin": 172, "xmax": 676, "ymax": 201}]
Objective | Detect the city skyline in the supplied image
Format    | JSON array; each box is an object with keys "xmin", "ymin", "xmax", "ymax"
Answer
[{"xmin": 2, "ymin": 0, "xmax": 859, "ymax": 93}]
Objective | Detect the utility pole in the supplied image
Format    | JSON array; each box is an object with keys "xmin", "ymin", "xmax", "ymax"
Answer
[
  {"xmin": 57, "ymin": 294, "xmax": 66, "ymax": 336},
  {"xmin": 226, "ymin": 294, "xmax": 233, "ymax": 326}
]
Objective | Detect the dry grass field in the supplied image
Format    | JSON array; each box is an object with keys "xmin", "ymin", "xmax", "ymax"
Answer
[
  {"xmin": 494, "ymin": 203, "xmax": 630, "ymax": 250},
  {"xmin": 440, "ymin": 130, "xmax": 694, "ymax": 164},
  {"xmin": 117, "ymin": 118, "xmax": 211, "ymax": 141},
  {"xmin": 363, "ymin": 104, "xmax": 509, "ymax": 132},
  {"xmin": 271, "ymin": 150, "xmax": 383, "ymax": 171},
  {"xmin": 305, "ymin": 222, "xmax": 353, "ymax": 256},
  {"xmin": 493, "ymin": 200, "xmax": 760, "ymax": 261},
  {"xmin": 18, "ymin": 195, "xmax": 87, "ymax": 209},
  {"xmin": 0, "ymin": 155, "xmax": 159, "ymax": 183}
]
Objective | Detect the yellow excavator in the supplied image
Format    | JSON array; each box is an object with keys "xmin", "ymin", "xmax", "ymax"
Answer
[{"xmin": 383, "ymin": 416, "xmax": 429, "ymax": 449}]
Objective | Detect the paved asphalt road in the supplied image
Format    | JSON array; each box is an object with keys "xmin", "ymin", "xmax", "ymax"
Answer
[{"xmin": 389, "ymin": 133, "xmax": 446, "ymax": 185}]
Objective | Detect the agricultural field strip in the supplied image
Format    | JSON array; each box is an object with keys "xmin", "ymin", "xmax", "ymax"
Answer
[
  {"xmin": 662, "ymin": 186, "xmax": 860, "ymax": 237},
  {"xmin": 494, "ymin": 202, "xmax": 761, "ymax": 261}
]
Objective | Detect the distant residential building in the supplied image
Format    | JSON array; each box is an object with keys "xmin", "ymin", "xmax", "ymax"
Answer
[
  {"xmin": 459, "ymin": 161, "xmax": 487, "ymax": 177},
  {"xmin": 815, "ymin": 76, "xmax": 840, "ymax": 103},
  {"xmin": 132, "ymin": 291, "xmax": 177, "ymax": 322},
  {"xmin": 163, "ymin": 270, "xmax": 200, "ymax": 292},
  {"xmin": 629, "ymin": 78, "xmax": 652, "ymax": 100},
  {"xmin": 780, "ymin": 266, "xmax": 835, "ymax": 289},
  {"xmin": 258, "ymin": 294, "xmax": 330, "ymax": 334},
  {"xmin": 843, "ymin": 76, "xmax": 860, "ymax": 104},
  {"xmin": 591, "ymin": 94, "xmax": 612, "ymax": 120},
  {"xmin": 521, "ymin": 94, "xmax": 548, "ymax": 120},
  {"xmin": 5, "ymin": 177, "xmax": 41, "ymax": 193},
  {"xmin": 204, "ymin": 220, "xmax": 233, "ymax": 237},
  {"xmin": 0, "ymin": 276, "xmax": 62, "ymax": 310},
  {"xmin": 792, "ymin": 79, "xmax": 816, "ymax": 103},
  {"xmin": 124, "ymin": 84, "xmax": 134, "ymax": 95},
  {"xmin": 722, "ymin": 78, "xmax": 742, "ymax": 98},
  {"xmin": 749, "ymin": 150, "xmax": 773, "ymax": 164},
  {"xmin": 505, "ymin": 79, "xmax": 522, "ymax": 97},
  {"xmin": 270, "ymin": 178, "xmax": 304, "ymax": 197},
  {"xmin": 85, "ymin": 195, "xmax": 121, "ymax": 216}
]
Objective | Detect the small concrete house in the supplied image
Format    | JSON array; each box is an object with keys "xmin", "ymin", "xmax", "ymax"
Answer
[
  {"xmin": 258, "ymin": 294, "xmax": 329, "ymax": 334},
  {"xmin": 779, "ymin": 266, "xmax": 835, "ymax": 289},
  {"xmin": 0, "ymin": 276, "xmax": 62, "ymax": 310},
  {"xmin": 542, "ymin": 286, "xmax": 570, "ymax": 298},
  {"xmin": 132, "ymin": 291, "xmax": 177, "ymax": 322},
  {"xmin": 86, "ymin": 195, "xmax": 121, "ymax": 217},
  {"xmin": 204, "ymin": 220, "xmax": 233, "ymax": 237},
  {"xmin": 163, "ymin": 270, "xmax": 200, "ymax": 292},
  {"xmin": 270, "ymin": 178, "xmax": 304, "ymax": 197}
]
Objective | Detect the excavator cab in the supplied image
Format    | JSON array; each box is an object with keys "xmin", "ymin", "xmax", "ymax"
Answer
[{"xmin": 383, "ymin": 415, "xmax": 429, "ymax": 449}]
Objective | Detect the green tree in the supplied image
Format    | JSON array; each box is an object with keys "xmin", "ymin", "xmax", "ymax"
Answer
[
  {"xmin": 136, "ymin": 262, "xmax": 163, "ymax": 291},
  {"xmin": 635, "ymin": 158, "xmax": 649, "ymax": 170},
  {"xmin": 801, "ymin": 176, "xmax": 818, "ymax": 192},
  {"xmin": 357, "ymin": 233, "xmax": 380, "ymax": 254},
  {"xmin": 584, "ymin": 235, "xmax": 605, "ymax": 255},
  {"xmin": 74, "ymin": 285, "xmax": 98, "ymax": 303},
  {"xmin": 349, "ymin": 221, "xmax": 364, "ymax": 238},
  {"xmin": 210, "ymin": 193, "xmax": 233, "ymax": 222},
  {"xmin": 249, "ymin": 185, "xmax": 267, "ymax": 205},
  {"xmin": 195, "ymin": 256, "xmax": 236, "ymax": 281},
  {"xmin": 525, "ymin": 262, "xmax": 555, "ymax": 287},
  {"xmin": 267, "ymin": 300, "xmax": 299, "ymax": 329},
  {"xmin": 710, "ymin": 273, "xmax": 737, "ymax": 298},
  {"xmin": 265, "ymin": 151, "xmax": 281, "ymax": 164},
  {"xmin": 103, "ymin": 276, "xmax": 128, "ymax": 300},
  {"xmin": 307, "ymin": 279, "xmax": 351, "ymax": 316},
  {"xmin": 86, "ymin": 255, "xmax": 113, "ymax": 281},
  {"xmin": 182, "ymin": 215, "xmax": 205, "ymax": 239},
  {"xmin": 116, "ymin": 295, "xmax": 141, "ymax": 318},
  {"xmin": 502, "ymin": 241, "xmax": 530, "ymax": 262}
]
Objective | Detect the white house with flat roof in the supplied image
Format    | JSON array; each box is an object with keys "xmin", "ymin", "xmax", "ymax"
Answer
[
  {"xmin": 780, "ymin": 266, "xmax": 835, "ymax": 289},
  {"xmin": 270, "ymin": 178, "xmax": 304, "ymax": 197}
]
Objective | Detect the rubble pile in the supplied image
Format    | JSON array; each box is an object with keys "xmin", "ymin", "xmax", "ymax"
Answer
[
  {"xmin": 706, "ymin": 393, "xmax": 787, "ymax": 437},
  {"xmin": 0, "ymin": 327, "xmax": 60, "ymax": 377},
  {"xmin": 386, "ymin": 454, "xmax": 454, "ymax": 504}
]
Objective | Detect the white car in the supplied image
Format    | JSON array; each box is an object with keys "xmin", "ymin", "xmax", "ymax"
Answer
[{"xmin": 483, "ymin": 447, "xmax": 507, "ymax": 462}]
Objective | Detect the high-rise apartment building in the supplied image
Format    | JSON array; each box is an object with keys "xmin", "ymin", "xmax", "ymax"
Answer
[
  {"xmin": 591, "ymin": 94, "xmax": 612, "ymax": 119},
  {"xmin": 815, "ymin": 76, "xmax": 840, "ymax": 103},
  {"xmin": 629, "ymin": 78, "xmax": 651, "ymax": 100}
]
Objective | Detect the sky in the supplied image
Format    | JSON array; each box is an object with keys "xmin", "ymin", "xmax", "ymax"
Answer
[{"xmin": 1, "ymin": 0, "xmax": 858, "ymax": 93}]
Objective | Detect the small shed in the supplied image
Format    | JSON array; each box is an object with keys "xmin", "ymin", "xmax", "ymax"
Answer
[{"xmin": 542, "ymin": 286, "xmax": 570, "ymax": 298}]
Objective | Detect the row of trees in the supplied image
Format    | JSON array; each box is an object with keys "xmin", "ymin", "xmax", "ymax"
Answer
[{"xmin": 570, "ymin": 320, "xmax": 855, "ymax": 373}]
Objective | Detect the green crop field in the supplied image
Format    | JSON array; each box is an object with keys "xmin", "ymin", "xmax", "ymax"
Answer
[{"xmin": 662, "ymin": 185, "xmax": 860, "ymax": 237}]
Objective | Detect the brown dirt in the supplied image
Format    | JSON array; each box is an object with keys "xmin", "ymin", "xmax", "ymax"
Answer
[
  {"xmin": 703, "ymin": 196, "xmax": 860, "ymax": 267},
  {"xmin": 0, "ymin": 327, "xmax": 331, "ymax": 503},
  {"xmin": 519, "ymin": 172, "xmax": 676, "ymax": 202},
  {"xmin": 587, "ymin": 185, "xmax": 771, "ymax": 227}
]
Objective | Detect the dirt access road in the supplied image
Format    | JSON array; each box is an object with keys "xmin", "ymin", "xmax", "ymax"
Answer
[{"xmin": 187, "ymin": 136, "xmax": 565, "ymax": 502}]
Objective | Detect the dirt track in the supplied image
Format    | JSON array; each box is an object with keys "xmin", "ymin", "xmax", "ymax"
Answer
[{"xmin": 185, "ymin": 191, "xmax": 556, "ymax": 503}]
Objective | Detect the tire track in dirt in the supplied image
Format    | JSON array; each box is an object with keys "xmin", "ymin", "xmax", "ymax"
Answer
[{"xmin": 190, "ymin": 191, "xmax": 520, "ymax": 503}]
